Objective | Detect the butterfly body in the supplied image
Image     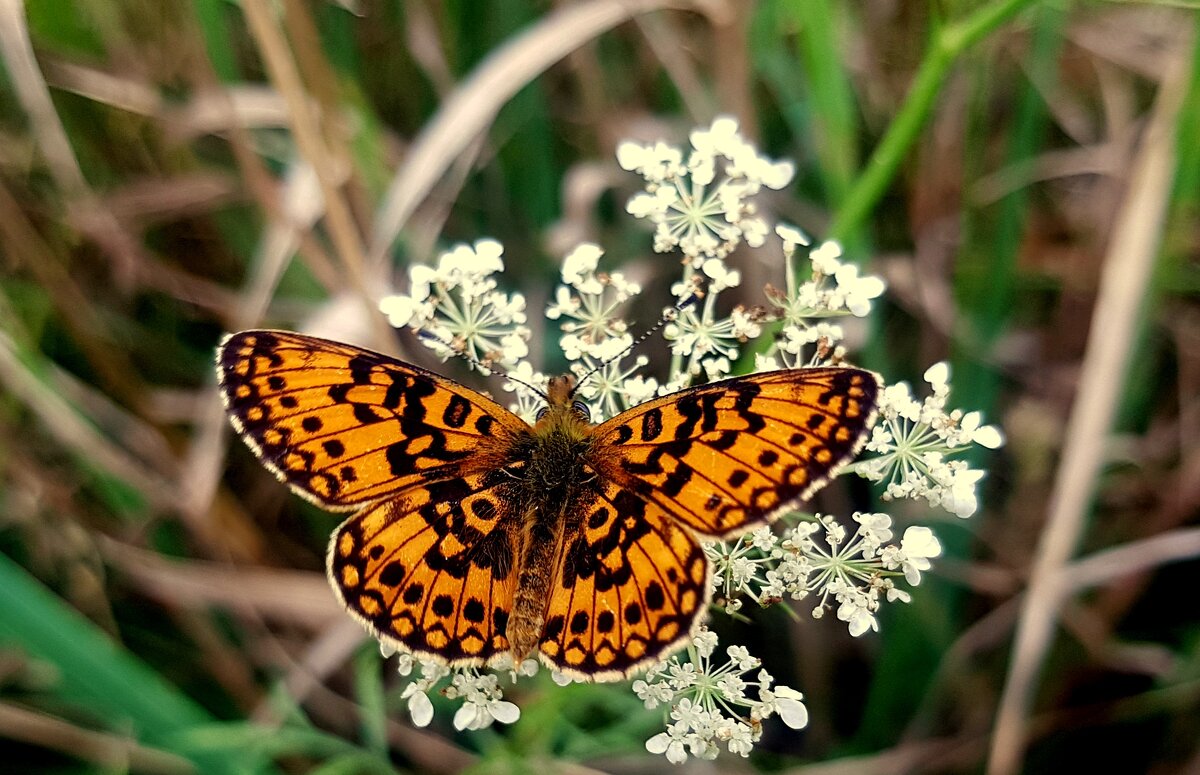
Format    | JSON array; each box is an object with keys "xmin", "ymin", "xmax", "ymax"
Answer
[
  {"xmin": 504, "ymin": 374, "xmax": 600, "ymax": 664},
  {"xmin": 218, "ymin": 330, "xmax": 880, "ymax": 680}
]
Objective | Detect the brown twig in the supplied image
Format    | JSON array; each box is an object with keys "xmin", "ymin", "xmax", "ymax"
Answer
[
  {"xmin": 986, "ymin": 32, "xmax": 1193, "ymax": 775},
  {"xmin": 367, "ymin": 0, "xmax": 733, "ymax": 267},
  {"xmin": 0, "ymin": 702, "xmax": 195, "ymax": 775}
]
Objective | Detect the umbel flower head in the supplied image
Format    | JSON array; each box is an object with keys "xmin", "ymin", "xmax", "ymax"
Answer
[
  {"xmin": 618, "ymin": 116, "xmax": 794, "ymax": 260},
  {"xmin": 373, "ymin": 117, "xmax": 1001, "ymax": 764},
  {"xmin": 856, "ymin": 362, "xmax": 1005, "ymax": 518}
]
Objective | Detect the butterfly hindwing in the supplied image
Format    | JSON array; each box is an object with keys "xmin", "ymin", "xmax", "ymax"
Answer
[
  {"xmin": 538, "ymin": 478, "xmax": 708, "ymax": 679},
  {"xmin": 328, "ymin": 470, "xmax": 521, "ymax": 665},
  {"xmin": 217, "ymin": 330, "xmax": 527, "ymax": 510},
  {"xmin": 590, "ymin": 368, "xmax": 880, "ymax": 539}
]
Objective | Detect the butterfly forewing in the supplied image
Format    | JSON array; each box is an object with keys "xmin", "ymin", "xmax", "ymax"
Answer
[
  {"xmin": 217, "ymin": 330, "xmax": 527, "ymax": 509},
  {"xmin": 539, "ymin": 478, "xmax": 708, "ymax": 679},
  {"xmin": 590, "ymin": 368, "xmax": 880, "ymax": 539}
]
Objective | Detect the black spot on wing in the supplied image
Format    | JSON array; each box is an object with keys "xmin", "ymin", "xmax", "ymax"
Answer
[
  {"xmin": 464, "ymin": 598, "xmax": 485, "ymax": 623},
  {"xmin": 641, "ymin": 408, "xmax": 663, "ymax": 440},
  {"xmin": 431, "ymin": 594, "xmax": 454, "ymax": 618},
  {"xmin": 379, "ymin": 561, "xmax": 405, "ymax": 587},
  {"xmin": 443, "ymin": 394, "xmax": 471, "ymax": 428}
]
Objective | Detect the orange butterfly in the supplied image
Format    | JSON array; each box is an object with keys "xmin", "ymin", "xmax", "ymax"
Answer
[{"xmin": 218, "ymin": 330, "xmax": 879, "ymax": 680}]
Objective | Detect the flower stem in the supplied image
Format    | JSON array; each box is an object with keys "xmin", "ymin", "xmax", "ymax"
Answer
[{"xmin": 827, "ymin": 0, "xmax": 1039, "ymax": 241}]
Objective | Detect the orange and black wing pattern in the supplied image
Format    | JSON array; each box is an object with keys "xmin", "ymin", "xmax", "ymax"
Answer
[
  {"xmin": 538, "ymin": 477, "xmax": 708, "ymax": 679},
  {"xmin": 219, "ymin": 330, "xmax": 531, "ymax": 668},
  {"xmin": 590, "ymin": 368, "xmax": 880, "ymax": 539},
  {"xmin": 328, "ymin": 470, "xmax": 521, "ymax": 666},
  {"xmin": 217, "ymin": 330, "xmax": 527, "ymax": 510}
]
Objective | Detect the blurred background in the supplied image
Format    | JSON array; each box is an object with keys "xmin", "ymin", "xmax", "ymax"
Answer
[{"xmin": 1, "ymin": 1, "xmax": 1198, "ymax": 773}]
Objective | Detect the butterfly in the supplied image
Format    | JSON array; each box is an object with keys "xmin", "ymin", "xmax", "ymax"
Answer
[{"xmin": 217, "ymin": 330, "xmax": 879, "ymax": 680}]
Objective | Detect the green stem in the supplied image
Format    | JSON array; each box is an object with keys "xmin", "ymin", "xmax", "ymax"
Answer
[
  {"xmin": 740, "ymin": 0, "xmax": 1037, "ymax": 375},
  {"xmin": 827, "ymin": 0, "xmax": 1039, "ymax": 242},
  {"xmin": 353, "ymin": 645, "xmax": 389, "ymax": 759}
]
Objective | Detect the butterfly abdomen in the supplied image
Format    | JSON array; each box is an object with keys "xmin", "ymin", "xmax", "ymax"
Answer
[{"xmin": 507, "ymin": 507, "xmax": 562, "ymax": 662}]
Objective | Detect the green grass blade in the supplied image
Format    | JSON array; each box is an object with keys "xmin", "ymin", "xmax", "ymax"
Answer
[{"xmin": 0, "ymin": 553, "xmax": 244, "ymax": 774}]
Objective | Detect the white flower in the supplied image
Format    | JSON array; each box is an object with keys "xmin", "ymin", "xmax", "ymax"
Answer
[
  {"xmin": 617, "ymin": 139, "xmax": 684, "ymax": 181},
  {"xmin": 570, "ymin": 349, "xmax": 650, "ymax": 421},
  {"xmin": 442, "ymin": 240, "xmax": 489, "ymax": 274},
  {"xmin": 705, "ymin": 513, "xmax": 939, "ymax": 637},
  {"xmin": 452, "ymin": 698, "xmax": 519, "ymax": 731},
  {"xmin": 923, "ymin": 361, "xmax": 950, "ymax": 393},
  {"xmin": 397, "ymin": 658, "xmax": 450, "ymax": 727},
  {"xmin": 646, "ymin": 726, "xmax": 689, "ymax": 764},
  {"xmin": 547, "ymin": 244, "xmax": 639, "ymax": 363},
  {"xmin": 621, "ymin": 373, "xmax": 659, "ymax": 408},
  {"xmin": 723, "ymin": 722, "xmax": 755, "ymax": 756},
  {"xmin": 692, "ymin": 628, "xmax": 719, "ymax": 658},
  {"xmin": 758, "ymin": 236, "xmax": 886, "ymax": 367},
  {"xmin": 840, "ymin": 597, "xmax": 879, "ymax": 637},
  {"xmin": 754, "ymin": 353, "xmax": 781, "ymax": 372},
  {"xmin": 499, "ymin": 331, "xmax": 528, "ymax": 363},
  {"xmin": 561, "ymin": 242, "xmax": 604, "ymax": 294},
  {"xmin": 859, "ymin": 364, "xmax": 1001, "ymax": 518},
  {"xmin": 663, "ymin": 301, "xmax": 745, "ymax": 378},
  {"xmin": 701, "ymin": 257, "xmax": 740, "ymax": 291},
  {"xmin": 381, "ymin": 240, "xmax": 529, "ymax": 370},
  {"xmin": 809, "ymin": 241, "xmax": 843, "ymax": 276},
  {"xmin": 772, "ymin": 686, "xmax": 809, "ymax": 729},
  {"xmin": 405, "ymin": 689, "xmax": 434, "ymax": 728},
  {"xmin": 898, "ymin": 526, "xmax": 942, "ymax": 585},
  {"xmin": 973, "ymin": 422, "xmax": 1006, "ymax": 449},
  {"xmin": 447, "ymin": 672, "xmax": 521, "ymax": 731},
  {"xmin": 943, "ymin": 465, "xmax": 985, "ymax": 518},
  {"xmin": 775, "ymin": 222, "xmax": 811, "ymax": 252},
  {"xmin": 546, "ymin": 285, "xmax": 580, "ymax": 319},
  {"xmin": 621, "ymin": 116, "xmax": 794, "ymax": 260},
  {"xmin": 701, "ymin": 356, "xmax": 731, "ymax": 379},
  {"xmin": 379, "ymin": 295, "xmax": 416, "ymax": 327},
  {"xmin": 834, "ymin": 264, "xmax": 885, "ymax": 316}
]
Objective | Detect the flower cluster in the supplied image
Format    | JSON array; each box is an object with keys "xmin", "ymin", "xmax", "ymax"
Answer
[
  {"xmin": 618, "ymin": 119, "xmax": 796, "ymax": 385},
  {"xmin": 636, "ymin": 629, "xmax": 809, "ymax": 763},
  {"xmin": 541, "ymin": 243, "xmax": 658, "ymax": 419},
  {"xmin": 379, "ymin": 239, "xmax": 530, "ymax": 370},
  {"xmin": 755, "ymin": 227, "xmax": 886, "ymax": 370},
  {"xmin": 855, "ymin": 362, "xmax": 1004, "ymax": 518},
  {"xmin": 707, "ymin": 512, "xmax": 943, "ymax": 636},
  {"xmin": 392, "ymin": 647, "xmax": 531, "ymax": 731},
  {"xmin": 369, "ymin": 116, "xmax": 1000, "ymax": 764},
  {"xmin": 546, "ymin": 243, "xmax": 641, "ymax": 361},
  {"xmin": 618, "ymin": 116, "xmax": 794, "ymax": 260}
]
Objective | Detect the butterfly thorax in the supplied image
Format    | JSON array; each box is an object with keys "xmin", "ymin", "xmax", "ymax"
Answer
[{"xmin": 506, "ymin": 375, "xmax": 599, "ymax": 664}]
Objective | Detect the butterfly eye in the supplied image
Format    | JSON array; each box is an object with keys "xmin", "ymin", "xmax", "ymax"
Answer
[
  {"xmin": 571, "ymin": 400, "xmax": 591, "ymax": 421},
  {"xmin": 535, "ymin": 405, "xmax": 550, "ymax": 421}
]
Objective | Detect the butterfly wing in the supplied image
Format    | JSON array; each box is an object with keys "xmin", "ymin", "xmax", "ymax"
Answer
[
  {"xmin": 538, "ymin": 479, "xmax": 708, "ymax": 680},
  {"xmin": 590, "ymin": 368, "xmax": 880, "ymax": 539},
  {"xmin": 217, "ymin": 330, "xmax": 528, "ymax": 510},
  {"xmin": 328, "ymin": 469, "xmax": 520, "ymax": 665}
]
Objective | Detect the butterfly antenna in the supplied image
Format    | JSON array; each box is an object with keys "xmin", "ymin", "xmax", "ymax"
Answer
[
  {"xmin": 572, "ymin": 292, "xmax": 700, "ymax": 395},
  {"xmin": 414, "ymin": 329, "xmax": 548, "ymax": 400}
]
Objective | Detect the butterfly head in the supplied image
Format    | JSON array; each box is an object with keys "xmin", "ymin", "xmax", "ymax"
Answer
[{"xmin": 534, "ymin": 374, "xmax": 592, "ymax": 434}]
